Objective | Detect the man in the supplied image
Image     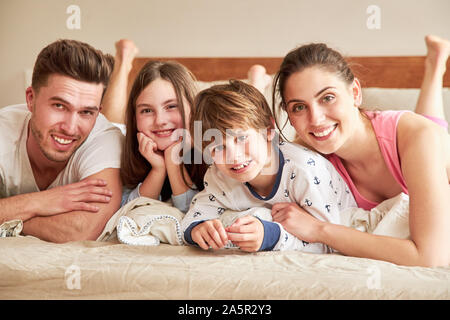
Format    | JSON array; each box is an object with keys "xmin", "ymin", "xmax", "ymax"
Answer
[{"xmin": 0, "ymin": 39, "xmax": 124, "ymax": 243}]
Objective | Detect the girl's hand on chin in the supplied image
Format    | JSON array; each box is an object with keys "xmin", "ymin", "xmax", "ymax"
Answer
[
  {"xmin": 137, "ymin": 132, "xmax": 165, "ymax": 170},
  {"xmin": 164, "ymin": 136, "xmax": 184, "ymax": 166}
]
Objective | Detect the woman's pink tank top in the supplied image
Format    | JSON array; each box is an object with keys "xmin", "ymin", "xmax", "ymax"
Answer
[{"xmin": 326, "ymin": 110, "xmax": 448, "ymax": 210}]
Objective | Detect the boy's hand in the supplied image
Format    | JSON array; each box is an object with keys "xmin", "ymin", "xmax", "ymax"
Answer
[
  {"xmin": 226, "ymin": 216, "xmax": 264, "ymax": 252},
  {"xmin": 191, "ymin": 219, "xmax": 228, "ymax": 250}
]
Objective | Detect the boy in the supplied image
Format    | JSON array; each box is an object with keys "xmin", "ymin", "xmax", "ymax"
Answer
[{"xmin": 181, "ymin": 80, "xmax": 356, "ymax": 252}]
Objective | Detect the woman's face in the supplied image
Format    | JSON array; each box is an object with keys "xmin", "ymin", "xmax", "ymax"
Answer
[
  {"xmin": 135, "ymin": 78, "xmax": 190, "ymax": 151},
  {"xmin": 283, "ymin": 66, "xmax": 361, "ymax": 155}
]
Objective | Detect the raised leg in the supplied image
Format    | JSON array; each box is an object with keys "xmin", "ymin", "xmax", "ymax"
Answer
[
  {"xmin": 415, "ymin": 35, "xmax": 450, "ymax": 120},
  {"xmin": 101, "ymin": 39, "xmax": 139, "ymax": 124},
  {"xmin": 247, "ymin": 64, "xmax": 272, "ymax": 94}
]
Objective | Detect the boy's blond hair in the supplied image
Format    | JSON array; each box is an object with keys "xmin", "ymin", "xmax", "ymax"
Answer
[{"xmin": 191, "ymin": 80, "xmax": 274, "ymax": 150}]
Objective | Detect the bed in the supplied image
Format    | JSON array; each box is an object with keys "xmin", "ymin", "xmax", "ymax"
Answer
[{"xmin": 0, "ymin": 56, "xmax": 449, "ymax": 300}]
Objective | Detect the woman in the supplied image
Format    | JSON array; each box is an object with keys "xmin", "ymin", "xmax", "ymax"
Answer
[{"xmin": 271, "ymin": 35, "xmax": 450, "ymax": 267}]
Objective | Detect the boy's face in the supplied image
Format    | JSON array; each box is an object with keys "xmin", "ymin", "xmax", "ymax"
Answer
[
  {"xmin": 208, "ymin": 127, "xmax": 275, "ymax": 184},
  {"xmin": 26, "ymin": 74, "xmax": 103, "ymax": 164}
]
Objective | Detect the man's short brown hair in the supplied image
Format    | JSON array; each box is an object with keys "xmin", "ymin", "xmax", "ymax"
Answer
[{"xmin": 31, "ymin": 39, "xmax": 114, "ymax": 93}]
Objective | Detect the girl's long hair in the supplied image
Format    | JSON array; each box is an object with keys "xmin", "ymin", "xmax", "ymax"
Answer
[{"xmin": 120, "ymin": 60, "xmax": 206, "ymax": 199}]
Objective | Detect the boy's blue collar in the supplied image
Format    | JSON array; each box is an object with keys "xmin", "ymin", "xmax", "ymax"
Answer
[{"xmin": 245, "ymin": 146, "xmax": 284, "ymax": 201}]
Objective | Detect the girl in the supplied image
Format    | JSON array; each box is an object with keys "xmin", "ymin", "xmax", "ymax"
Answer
[
  {"xmin": 101, "ymin": 40, "xmax": 273, "ymax": 213},
  {"xmin": 101, "ymin": 40, "xmax": 206, "ymax": 212},
  {"xmin": 271, "ymin": 35, "xmax": 450, "ymax": 267}
]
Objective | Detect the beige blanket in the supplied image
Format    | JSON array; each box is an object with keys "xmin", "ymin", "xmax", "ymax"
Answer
[
  {"xmin": 0, "ymin": 235, "xmax": 449, "ymax": 299},
  {"xmin": 97, "ymin": 193, "xmax": 411, "ymax": 248},
  {"xmin": 1, "ymin": 193, "xmax": 448, "ymax": 299}
]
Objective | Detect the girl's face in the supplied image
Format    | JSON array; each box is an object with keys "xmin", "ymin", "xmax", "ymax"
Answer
[
  {"xmin": 208, "ymin": 127, "xmax": 276, "ymax": 184},
  {"xmin": 283, "ymin": 67, "xmax": 361, "ymax": 155},
  {"xmin": 135, "ymin": 78, "xmax": 190, "ymax": 151}
]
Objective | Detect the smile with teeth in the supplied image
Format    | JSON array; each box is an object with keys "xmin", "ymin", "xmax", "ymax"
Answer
[
  {"xmin": 231, "ymin": 160, "xmax": 252, "ymax": 171},
  {"xmin": 311, "ymin": 124, "xmax": 337, "ymax": 137},
  {"xmin": 153, "ymin": 129, "xmax": 174, "ymax": 136},
  {"xmin": 52, "ymin": 135, "xmax": 74, "ymax": 145}
]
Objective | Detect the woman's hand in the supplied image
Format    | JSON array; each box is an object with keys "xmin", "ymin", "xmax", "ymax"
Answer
[
  {"xmin": 271, "ymin": 202, "xmax": 325, "ymax": 243},
  {"xmin": 137, "ymin": 132, "xmax": 165, "ymax": 170}
]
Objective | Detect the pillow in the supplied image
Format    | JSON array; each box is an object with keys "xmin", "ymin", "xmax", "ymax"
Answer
[{"xmin": 363, "ymin": 87, "xmax": 450, "ymax": 121}]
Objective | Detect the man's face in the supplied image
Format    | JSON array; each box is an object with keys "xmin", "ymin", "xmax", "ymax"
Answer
[{"xmin": 26, "ymin": 74, "xmax": 104, "ymax": 164}]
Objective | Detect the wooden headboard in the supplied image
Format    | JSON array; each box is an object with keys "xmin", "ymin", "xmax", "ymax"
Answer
[{"xmin": 129, "ymin": 56, "xmax": 450, "ymax": 90}]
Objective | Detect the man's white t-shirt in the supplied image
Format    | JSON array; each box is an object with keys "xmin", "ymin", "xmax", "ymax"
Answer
[{"xmin": 0, "ymin": 104, "xmax": 123, "ymax": 197}]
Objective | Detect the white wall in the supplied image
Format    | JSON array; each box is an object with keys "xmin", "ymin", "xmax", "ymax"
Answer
[{"xmin": 1, "ymin": 0, "xmax": 449, "ymax": 107}]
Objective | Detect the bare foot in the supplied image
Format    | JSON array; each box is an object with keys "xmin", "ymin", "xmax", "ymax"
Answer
[
  {"xmin": 247, "ymin": 64, "xmax": 272, "ymax": 93},
  {"xmin": 425, "ymin": 35, "xmax": 450, "ymax": 75},
  {"xmin": 115, "ymin": 39, "xmax": 139, "ymax": 69}
]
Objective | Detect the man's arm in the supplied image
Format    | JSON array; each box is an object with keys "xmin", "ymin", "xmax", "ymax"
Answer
[
  {"xmin": 22, "ymin": 168, "xmax": 122, "ymax": 243},
  {"xmin": 0, "ymin": 193, "xmax": 44, "ymax": 224},
  {"xmin": 0, "ymin": 178, "xmax": 113, "ymax": 225}
]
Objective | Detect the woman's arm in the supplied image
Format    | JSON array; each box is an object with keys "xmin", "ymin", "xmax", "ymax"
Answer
[
  {"xmin": 273, "ymin": 201, "xmax": 437, "ymax": 266},
  {"xmin": 274, "ymin": 114, "xmax": 449, "ymax": 267},
  {"xmin": 396, "ymin": 112, "xmax": 450, "ymax": 266},
  {"xmin": 326, "ymin": 114, "xmax": 450, "ymax": 266}
]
